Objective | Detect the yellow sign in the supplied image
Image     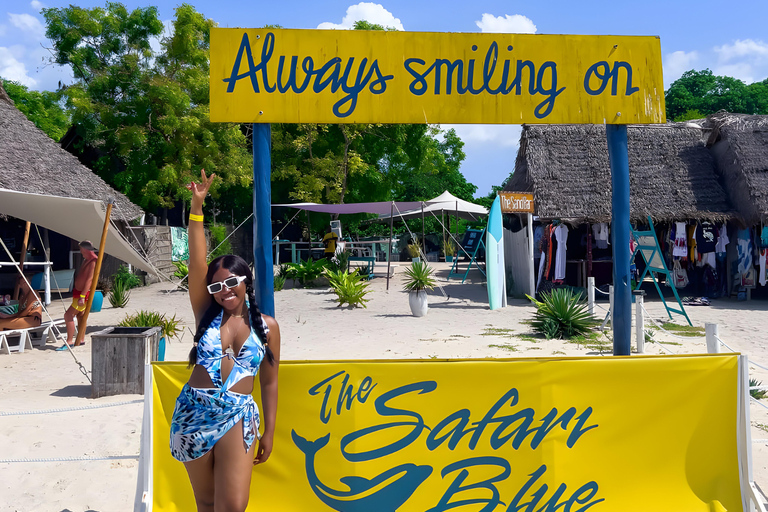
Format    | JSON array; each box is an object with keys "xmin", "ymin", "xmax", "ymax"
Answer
[
  {"xmin": 499, "ymin": 192, "xmax": 535, "ymax": 213},
  {"xmin": 210, "ymin": 29, "xmax": 666, "ymax": 125},
  {"xmin": 151, "ymin": 355, "xmax": 741, "ymax": 511}
]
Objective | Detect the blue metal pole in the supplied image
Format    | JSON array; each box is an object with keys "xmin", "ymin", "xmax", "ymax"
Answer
[
  {"xmin": 606, "ymin": 124, "xmax": 631, "ymax": 355},
  {"xmin": 253, "ymin": 123, "xmax": 275, "ymax": 317}
]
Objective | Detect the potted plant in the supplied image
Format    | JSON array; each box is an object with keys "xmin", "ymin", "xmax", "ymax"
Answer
[
  {"xmin": 442, "ymin": 238, "xmax": 457, "ymax": 263},
  {"xmin": 403, "ymin": 260, "xmax": 436, "ymax": 317},
  {"xmin": 407, "ymin": 240, "xmax": 422, "ymax": 263}
]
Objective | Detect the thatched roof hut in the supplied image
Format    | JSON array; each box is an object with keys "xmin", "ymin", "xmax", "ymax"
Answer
[
  {"xmin": 705, "ymin": 112, "xmax": 768, "ymax": 225},
  {"xmin": 0, "ymin": 81, "xmax": 142, "ymax": 222},
  {"xmin": 505, "ymin": 123, "xmax": 734, "ymax": 223}
]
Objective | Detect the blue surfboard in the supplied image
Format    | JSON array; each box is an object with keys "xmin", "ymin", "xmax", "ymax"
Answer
[{"xmin": 486, "ymin": 196, "xmax": 507, "ymax": 310}]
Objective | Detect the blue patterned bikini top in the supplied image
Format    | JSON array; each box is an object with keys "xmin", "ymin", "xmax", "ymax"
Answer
[{"xmin": 196, "ymin": 309, "xmax": 268, "ymax": 392}]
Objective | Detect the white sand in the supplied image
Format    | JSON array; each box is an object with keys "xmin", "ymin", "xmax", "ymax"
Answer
[{"xmin": 2, "ymin": 262, "xmax": 768, "ymax": 511}]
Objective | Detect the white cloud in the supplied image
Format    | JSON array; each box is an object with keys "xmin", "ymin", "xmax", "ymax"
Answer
[
  {"xmin": 30, "ymin": 0, "xmax": 45, "ymax": 10},
  {"xmin": 663, "ymin": 50, "xmax": 699, "ymax": 87},
  {"xmin": 8, "ymin": 13, "xmax": 45, "ymax": 39},
  {"xmin": 475, "ymin": 13, "xmax": 536, "ymax": 34},
  {"xmin": 442, "ymin": 124, "xmax": 521, "ymax": 148},
  {"xmin": 0, "ymin": 46, "xmax": 37, "ymax": 87},
  {"xmin": 713, "ymin": 39, "xmax": 768, "ymax": 84},
  {"xmin": 317, "ymin": 2, "xmax": 404, "ymax": 31}
]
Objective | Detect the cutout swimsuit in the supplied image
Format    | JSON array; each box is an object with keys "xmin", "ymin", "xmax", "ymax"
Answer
[{"xmin": 170, "ymin": 310, "xmax": 267, "ymax": 462}]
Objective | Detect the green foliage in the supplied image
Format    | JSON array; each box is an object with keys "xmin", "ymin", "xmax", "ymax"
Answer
[
  {"xmin": 441, "ymin": 237, "xmax": 457, "ymax": 257},
  {"xmin": 750, "ymin": 378, "xmax": 767, "ymax": 400},
  {"xmin": 403, "ymin": 261, "xmax": 436, "ymax": 293},
  {"xmin": 108, "ymin": 279, "xmax": 131, "ymax": 308},
  {"xmin": 325, "ymin": 269, "xmax": 371, "ymax": 308},
  {"xmin": 42, "ymin": 3, "xmax": 252, "ymax": 213},
  {"xmin": 172, "ymin": 260, "xmax": 188, "ymax": 279},
  {"xmin": 273, "ymin": 275, "xmax": 286, "ymax": 291},
  {"xmin": 113, "ymin": 265, "xmax": 141, "ymax": 289},
  {"xmin": 286, "ymin": 258, "xmax": 327, "ymax": 287},
  {"xmin": 665, "ymin": 69, "xmax": 768, "ymax": 120},
  {"xmin": 325, "ymin": 249, "xmax": 352, "ymax": 274},
  {"xmin": 118, "ymin": 310, "xmax": 181, "ymax": 339},
  {"xmin": 526, "ymin": 288, "xmax": 596, "ymax": 339},
  {"xmin": 407, "ymin": 240, "xmax": 422, "ymax": 258},
  {"xmin": 208, "ymin": 225, "xmax": 231, "ymax": 260},
  {"xmin": 2, "ymin": 80, "xmax": 69, "ymax": 141}
]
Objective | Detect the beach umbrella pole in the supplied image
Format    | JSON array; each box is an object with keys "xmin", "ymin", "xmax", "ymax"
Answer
[
  {"xmin": 76, "ymin": 199, "xmax": 113, "ymax": 346},
  {"xmin": 253, "ymin": 123, "xmax": 275, "ymax": 317}
]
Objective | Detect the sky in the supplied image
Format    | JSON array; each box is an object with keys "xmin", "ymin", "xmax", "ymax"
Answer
[{"xmin": 1, "ymin": 0, "xmax": 767, "ymax": 199}]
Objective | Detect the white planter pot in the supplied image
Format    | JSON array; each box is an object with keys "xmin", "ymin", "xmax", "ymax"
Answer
[
  {"xmin": 412, "ymin": 257, "xmax": 421, "ymax": 263},
  {"xmin": 409, "ymin": 290, "xmax": 429, "ymax": 317}
]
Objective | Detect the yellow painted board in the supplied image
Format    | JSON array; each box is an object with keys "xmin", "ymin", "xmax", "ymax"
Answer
[
  {"xmin": 210, "ymin": 28, "xmax": 666, "ymax": 125},
  {"xmin": 153, "ymin": 355, "xmax": 739, "ymax": 511}
]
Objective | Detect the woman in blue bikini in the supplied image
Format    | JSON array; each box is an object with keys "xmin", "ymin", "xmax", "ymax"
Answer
[{"xmin": 170, "ymin": 169, "xmax": 280, "ymax": 512}]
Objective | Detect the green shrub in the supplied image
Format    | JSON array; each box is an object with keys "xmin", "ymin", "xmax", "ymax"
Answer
[
  {"xmin": 118, "ymin": 310, "xmax": 181, "ymax": 340},
  {"xmin": 286, "ymin": 258, "xmax": 327, "ymax": 287},
  {"xmin": 274, "ymin": 275, "xmax": 286, "ymax": 291},
  {"xmin": 403, "ymin": 261, "xmax": 436, "ymax": 293},
  {"xmin": 326, "ymin": 249, "xmax": 352, "ymax": 273},
  {"xmin": 751, "ymin": 378, "xmax": 767, "ymax": 400},
  {"xmin": 108, "ymin": 279, "xmax": 131, "ymax": 308},
  {"xmin": 172, "ymin": 260, "xmax": 188, "ymax": 279},
  {"xmin": 208, "ymin": 225, "xmax": 232, "ymax": 261},
  {"xmin": 325, "ymin": 269, "xmax": 370, "ymax": 308},
  {"xmin": 113, "ymin": 264, "xmax": 141, "ymax": 289},
  {"xmin": 526, "ymin": 288, "xmax": 596, "ymax": 339}
]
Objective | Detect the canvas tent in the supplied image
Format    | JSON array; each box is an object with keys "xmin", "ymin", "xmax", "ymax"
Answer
[
  {"xmin": 376, "ymin": 191, "xmax": 488, "ymax": 221},
  {"xmin": 0, "ymin": 81, "xmax": 152, "ymax": 273}
]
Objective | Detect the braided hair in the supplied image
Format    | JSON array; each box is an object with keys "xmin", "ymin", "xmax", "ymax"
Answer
[{"xmin": 188, "ymin": 254, "xmax": 275, "ymax": 367}]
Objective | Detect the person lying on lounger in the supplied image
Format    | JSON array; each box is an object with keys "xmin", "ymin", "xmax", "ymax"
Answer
[{"xmin": 0, "ymin": 275, "xmax": 42, "ymax": 331}]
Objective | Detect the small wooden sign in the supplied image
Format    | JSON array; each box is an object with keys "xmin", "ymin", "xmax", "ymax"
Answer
[{"xmin": 499, "ymin": 192, "xmax": 534, "ymax": 213}]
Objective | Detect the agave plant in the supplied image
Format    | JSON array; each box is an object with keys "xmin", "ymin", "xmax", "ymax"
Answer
[
  {"xmin": 325, "ymin": 269, "xmax": 370, "ymax": 308},
  {"xmin": 118, "ymin": 310, "xmax": 181, "ymax": 340},
  {"xmin": 108, "ymin": 279, "xmax": 131, "ymax": 308},
  {"xmin": 403, "ymin": 261, "xmax": 436, "ymax": 293},
  {"xmin": 526, "ymin": 288, "xmax": 596, "ymax": 339}
]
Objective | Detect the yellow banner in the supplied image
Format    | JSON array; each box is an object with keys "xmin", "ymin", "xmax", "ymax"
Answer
[
  {"xmin": 152, "ymin": 355, "xmax": 740, "ymax": 511},
  {"xmin": 210, "ymin": 29, "xmax": 666, "ymax": 125}
]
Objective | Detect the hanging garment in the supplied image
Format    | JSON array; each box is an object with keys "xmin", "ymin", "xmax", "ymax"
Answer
[
  {"xmin": 593, "ymin": 223, "xmax": 609, "ymax": 249},
  {"xmin": 542, "ymin": 225, "xmax": 553, "ymax": 283},
  {"xmin": 700, "ymin": 252, "xmax": 716, "ymax": 269},
  {"xmin": 697, "ymin": 221, "xmax": 717, "ymax": 253},
  {"xmin": 762, "ymin": 226, "xmax": 768, "ymax": 248},
  {"xmin": 554, "ymin": 224, "xmax": 569, "ymax": 281},
  {"xmin": 672, "ymin": 260, "xmax": 689, "ymax": 288},
  {"xmin": 760, "ymin": 249, "xmax": 767, "ymax": 287},
  {"xmin": 737, "ymin": 229, "xmax": 753, "ymax": 275},
  {"xmin": 715, "ymin": 224, "xmax": 729, "ymax": 255},
  {"xmin": 673, "ymin": 222, "xmax": 688, "ymax": 258},
  {"xmin": 687, "ymin": 223, "xmax": 698, "ymax": 262}
]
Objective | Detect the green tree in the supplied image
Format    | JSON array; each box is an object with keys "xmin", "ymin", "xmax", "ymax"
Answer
[
  {"xmin": 42, "ymin": 3, "xmax": 251, "ymax": 213},
  {"xmin": 665, "ymin": 69, "xmax": 768, "ymax": 121},
  {"xmin": 1, "ymin": 80, "xmax": 69, "ymax": 141}
]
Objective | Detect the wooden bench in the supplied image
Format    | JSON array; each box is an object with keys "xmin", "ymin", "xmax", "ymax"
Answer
[{"xmin": 0, "ymin": 319, "xmax": 66, "ymax": 354}]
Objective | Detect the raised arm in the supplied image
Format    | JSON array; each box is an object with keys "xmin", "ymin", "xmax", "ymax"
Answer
[
  {"xmin": 255, "ymin": 315, "xmax": 281, "ymax": 465},
  {"xmin": 187, "ymin": 169, "xmax": 216, "ymax": 325}
]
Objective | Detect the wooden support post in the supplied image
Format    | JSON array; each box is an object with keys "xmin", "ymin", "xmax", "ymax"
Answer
[
  {"xmin": 634, "ymin": 290, "xmax": 645, "ymax": 354},
  {"xmin": 75, "ymin": 200, "xmax": 113, "ymax": 346},
  {"xmin": 13, "ymin": 222, "xmax": 31, "ymax": 300},
  {"xmin": 706, "ymin": 323, "xmax": 720, "ymax": 353},
  {"xmin": 587, "ymin": 276, "xmax": 595, "ymax": 316}
]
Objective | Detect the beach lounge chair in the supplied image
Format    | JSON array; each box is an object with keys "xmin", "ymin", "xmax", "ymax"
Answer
[{"xmin": 0, "ymin": 319, "xmax": 66, "ymax": 354}]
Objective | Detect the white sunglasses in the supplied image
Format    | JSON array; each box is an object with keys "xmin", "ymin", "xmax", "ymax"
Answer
[{"xmin": 207, "ymin": 275, "xmax": 246, "ymax": 294}]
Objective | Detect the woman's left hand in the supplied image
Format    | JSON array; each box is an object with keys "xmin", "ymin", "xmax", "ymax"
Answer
[{"xmin": 254, "ymin": 433, "xmax": 273, "ymax": 465}]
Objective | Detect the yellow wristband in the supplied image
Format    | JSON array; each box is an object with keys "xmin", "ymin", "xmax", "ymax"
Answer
[
  {"xmin": 80, "ymin": 295, "xmax": 86, "ymax": 298},
  {"xmin": 189, "ymin": 213, "xmax": 204, "ymax": 222}
]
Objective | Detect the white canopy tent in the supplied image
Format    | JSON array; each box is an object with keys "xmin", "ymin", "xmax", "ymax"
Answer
[
  {"xmin": 377, "ymin": 191, "xmax": 488, "ymax": 221},
  {"xmin": 0, "ymin": 188, "xmax": 154, "ymax": 274}
]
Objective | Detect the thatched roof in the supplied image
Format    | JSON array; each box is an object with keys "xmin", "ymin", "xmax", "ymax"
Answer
[
  {"xmin": 505, "ymin": 123, "xmax": 734, "ymax": 223},
  {"xmin": 705, "ymin": 112, "xmax": 768, "ymax": 224},
  {"xmin": 0, "ymin": 81, "xmax": 143, "ymax": 222}
]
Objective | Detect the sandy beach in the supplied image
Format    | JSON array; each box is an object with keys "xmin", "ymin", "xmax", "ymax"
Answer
[{"xmin": 2, "ymin": 262, "xmax": 768, "ymax": 511}]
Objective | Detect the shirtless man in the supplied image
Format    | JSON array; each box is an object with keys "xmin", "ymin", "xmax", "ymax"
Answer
[{"xmin": 64, "ymin": 240, "xmax": 98, "ymax": 347}]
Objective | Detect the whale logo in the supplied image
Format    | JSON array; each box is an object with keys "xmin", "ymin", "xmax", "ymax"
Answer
[{"xmin": 291, "ymin": 430, "xmax": 433, "ymax": 512}]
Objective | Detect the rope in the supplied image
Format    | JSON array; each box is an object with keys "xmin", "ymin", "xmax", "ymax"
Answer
[
  {"xmin": 392, "ymin": 202, "xmax": 449, "ymax": 299},
  {"xmin": 640, "ymin": 304, "xmax": 697, "ymax": 340},
  {"xmin": 0, "ymin": 454, "xmax": 139, "ymax": 464},
  {"xmin": 751, "ymin": 397, "xmax": 768, "ymax": 411},
  {"xmin": 714, "ymin": 336, "xmax": 768, "ymax": 372},
  {"xmin": 0, "ymin": 238, "xmax": 91, "ymax": 383},
  {"xmin": 593, "ymin": 287, "xmax": 611, "ymax": 296},
  {"xmin": 0, "ymin": 399, "xmax": 142, "ymax": 416}
]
